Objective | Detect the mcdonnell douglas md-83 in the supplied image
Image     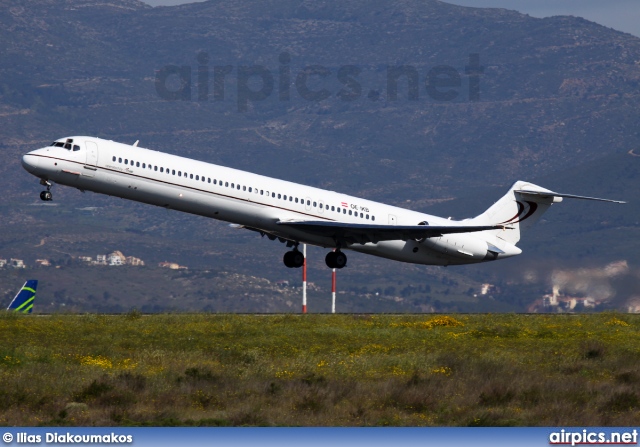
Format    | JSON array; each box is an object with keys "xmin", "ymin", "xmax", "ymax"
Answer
[{"xmin": 22, "ymin": 137, "xmax": 624, "ymax": 269}]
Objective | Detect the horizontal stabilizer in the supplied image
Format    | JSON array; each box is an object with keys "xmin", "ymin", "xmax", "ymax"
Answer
[{"xmin": 515, "ymin": 190, "xmax": 625, "ymax": 204}]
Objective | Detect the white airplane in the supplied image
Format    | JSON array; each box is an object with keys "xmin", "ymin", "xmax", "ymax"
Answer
[{"xmin": 21, "ymin": 137, "xmax": 624, "ymax": 269}]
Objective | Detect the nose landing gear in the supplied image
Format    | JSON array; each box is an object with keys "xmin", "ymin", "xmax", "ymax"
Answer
[{"xmin": 39, "ymin": 179, "xmax": 52, "ymax": 201}]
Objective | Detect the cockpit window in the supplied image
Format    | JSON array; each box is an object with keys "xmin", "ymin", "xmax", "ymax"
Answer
[
  {"xmin": 54, "ymin": 142, "xmax": 64, "ymax": 147},
  {"xmin": 73, "ymin": 145, "xmax": 80, "ymax": 151},
  {"xmin": 64, "ymin": 143, "xmax": 71, "ymax": 149}
]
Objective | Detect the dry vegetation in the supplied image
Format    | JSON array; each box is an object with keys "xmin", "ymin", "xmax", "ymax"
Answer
[{"xmin": 1, "ymin": 313, "xmax": 639, "ymax": 426}]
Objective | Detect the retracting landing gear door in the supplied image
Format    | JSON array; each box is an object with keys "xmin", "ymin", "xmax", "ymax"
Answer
[{"xmin": 84, "ymin": 140, "xmax": 99, "ymax": 177}]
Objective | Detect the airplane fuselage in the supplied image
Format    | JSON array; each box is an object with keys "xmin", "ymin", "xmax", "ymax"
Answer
[{"xmin": 22, "ymin": 137, "xmax": 522, "ymax": 267}]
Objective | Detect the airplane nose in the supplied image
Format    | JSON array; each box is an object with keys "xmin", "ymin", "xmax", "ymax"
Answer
[{"xmin": 22, "ymin": 153, "xmax": 40, "ymax": 173}]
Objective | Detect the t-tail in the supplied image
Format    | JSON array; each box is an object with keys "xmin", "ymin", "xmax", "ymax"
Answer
[
  {"xmin": 7, "ymin": 280, "xmax": 37, "ymax": 314},
  {"xmin": 471, "ymin": 181, "xmax": 625, "ymax": 245}
]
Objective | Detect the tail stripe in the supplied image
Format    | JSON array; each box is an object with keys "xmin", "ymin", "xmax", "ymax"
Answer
[
  {"xmin": 15, "ymin": 297, "xmax": 35, "ymax": 313},
  {"xmin": 499, "ymin": 201, "xmax": 538, "ymax": 225},
  {"xmin": 500, "ymin": 201, "xmax": 525, "ymax": 224},
  {"xmin": 519, "ymin": 201, "xmax": 539, "ymax": 222}
]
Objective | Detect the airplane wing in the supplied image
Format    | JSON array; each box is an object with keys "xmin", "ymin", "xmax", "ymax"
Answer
[{"xmin": 276, "ymin": 220, "xmax": 509, "ymax": 245}]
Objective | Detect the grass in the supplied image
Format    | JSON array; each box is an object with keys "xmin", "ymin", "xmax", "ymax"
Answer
[{"xmin": 0, "ymin": 312, "xmax": 639, "ymax": 426}]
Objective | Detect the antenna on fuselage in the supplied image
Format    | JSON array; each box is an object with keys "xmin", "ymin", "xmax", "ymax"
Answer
[{"xmin": 133, "ymin": 140, "xmax": 139, "ymax": 147}]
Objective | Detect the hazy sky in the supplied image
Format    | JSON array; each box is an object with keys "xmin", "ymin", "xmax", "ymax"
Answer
[{"xmin": 140, "ymin": 0, "xmax": 640, "ymax": 37}]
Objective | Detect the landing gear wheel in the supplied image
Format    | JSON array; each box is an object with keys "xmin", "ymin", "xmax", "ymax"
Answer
[
  {"xmin": 290, "ymin": 250, "xmax": 304, "ymax": 268},
  {"xmin": 283, "ymin": 250, "xmax": 304, "ymax": 268},
  {"xmin": 40, "ymin": 191, "xmax": 52, "ymax": 201},
  {"xmin": 325, "ymin": 251, "xmax": 347, "ymax": 269}
]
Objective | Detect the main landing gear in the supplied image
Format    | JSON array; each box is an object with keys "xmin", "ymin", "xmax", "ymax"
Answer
[
  {"xmin": 39, "ymin": 180, "xmax": 52, "ymax": 201},
  {"xmin": 283, "ymin": 249, "xmax": 347, "ymax": 269},
  {"xmin": 325, "ymin": 250, "xmax": 347, "ymax": 269},
  {"xmin": 283, "ymin": 249, "xmax": 304, "ymax": 268}
]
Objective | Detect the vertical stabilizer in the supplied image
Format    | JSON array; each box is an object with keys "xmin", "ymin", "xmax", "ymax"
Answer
[
  {"xmin": 7, "ymin": 280, "xmax": 37, "ymax": 314},
  {"xmin": 471, "ymin": 181, "xmax": 557, "ymax": 245}
]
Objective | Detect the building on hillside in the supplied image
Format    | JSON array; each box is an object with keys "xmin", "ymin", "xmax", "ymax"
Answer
[
  {"xmin": 108, "ymin": 251, "xmax": 126, "ymax": 266},
  {"xmin": 35, "ymin": 259, "xmax": 51, "ymax": 267},
  {"xmin": 627, "ymin": 298, "xmax": 640, "ymax": 313},
  {"xmin": 536, "ymin": 285, "xmax": 600, "ymax": 312},
  {"xmin": 480, "ymin": 283, "xmax": 495, "ymax": 295},
  {"xmin": 10, "ymin": 259, "xmax": 25, "ymax": 268},
  {"xmin": 95, "ymin": 255, "xmax": 107, "ymax": 265},
  {"xmin": 126, "ymin": 256, "xmax": 145, "ymax": 266},
  {"xmin": 158, "ymin": 261, "xmax": 187, "ymax": 270},
  {"xmin": 0, "ymin": 259, "xmax": 6, "ymax": 268},
  {"xmin": 79, "ymin": 256, "xmax": 92, "ymax": 263}
]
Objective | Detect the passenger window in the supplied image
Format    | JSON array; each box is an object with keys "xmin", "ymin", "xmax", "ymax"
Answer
[
  {"xmin": 225, "ymin": 182, "xmax": 229, "ymax": 187},
  {"xmin": 331, "ymin": 206, "xmax": 335, "ymax": 211},
  {"xmin": 142, "ymin": 163, "xmax": 146, "ymax": 169},
  {"xmin": 237, "ymin": 184, "xmax": 240, "ymax": 190},
  {"xmin": 307, "ymin": 200, "xmax": 310, "ymax": 206},
  {"xmin": 372, "ymin": 216, "xmax": 375, "ymax": 221},
  {"xmin": 208, "ymin": 178, "xmax": 212, "ymax": 183},
  {"xmin": 112, "ymin": 156, "xmax": 116, "ymax": 162},
  {"xmin": 118, "ymin": 158, "xmax": 122, "ymax": 163},
  {"xmin": 196, "ymin": 175, "xmax": 199, "ymax": 180},
  {"xmin": 243, "ymin": 186, "xmax": 246, "ymax": 191},
  {"xmin": 343, "ymin": 209, "xmax": 346, "ymax": 214},
  {"xmin": 172, "ymin": 170, "xmax": 175, "ymax": 175},
  {"xmin": 154, "ymin": 166, "xmax": 157, "ymax": 171},
  {"xmin": 283, "ymin": 195, "xmax": 287, "ymax": 200},
  {"xmin": 190, "ymin": 174, "xmax": 194, "ymax": 179},
  {"xmin": 290, "ymin": 197, "xmax": 293, "ymax": 201},
  {"xmin": 349, "ymin": 210, "xmax": 352, "ymax": 215},
  {"xmin": 249, "ymin": 187, "xmax": 252, "ymax": 192},
  {"xmin": 278, "ymin": 194, "xmax": 281, "ymax": 199},
  {"xmin": 160, "ymin": 167, "xmax": 164, "ymax": 173},
  {"xmin": 295, "ymin": 198, "xmax": 298, "ymax": 203},
  {"xmin": 260, "ymin": 190, "xmax": 264, "ymax": 195},
  {"xmin": 272, "ymin": 193, "xmax": 276, "ymax": 198},
  {"xmin": 125, "ymin": 160, "xmax": 128, "ymax": 165},
  {"xmin": 366, "ymin": 214, "xmax": 369, "ymax": 219},
  {"xmin": 313, "ymin": 202, "xmax": 317, "ymax": 207},
  {"xmin": 326, "ymin": 204, "xmax": 329, "ymax": 210}
]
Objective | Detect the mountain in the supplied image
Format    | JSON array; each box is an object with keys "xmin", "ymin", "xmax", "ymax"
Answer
[{"xmin": 1, "ymin": 0, "xmax": 639, "ymax": 312}]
